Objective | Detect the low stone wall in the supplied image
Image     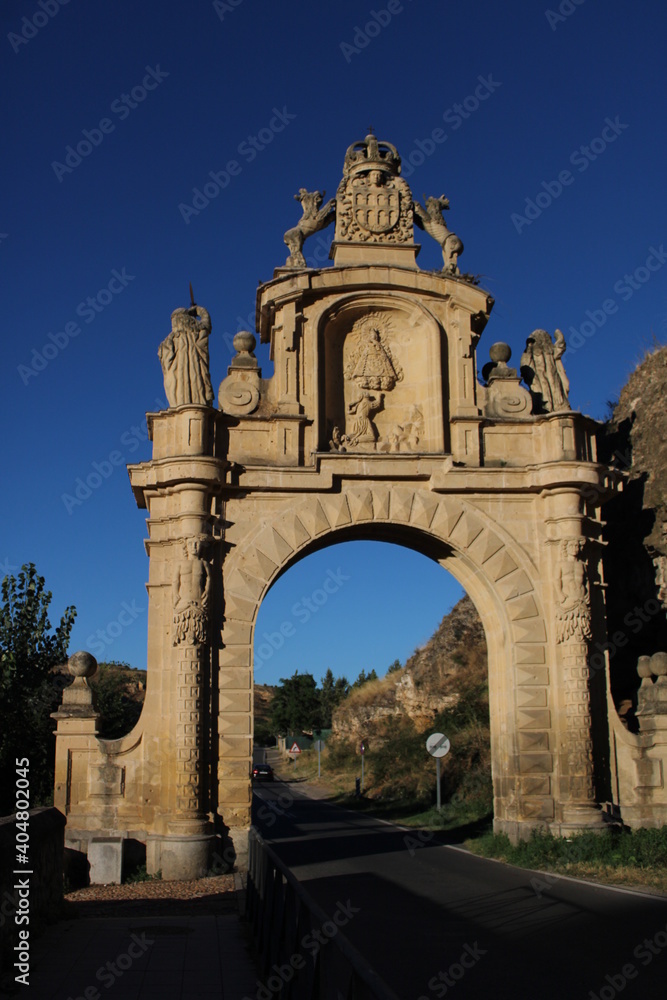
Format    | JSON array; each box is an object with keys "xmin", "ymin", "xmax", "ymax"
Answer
[
  {"xmin": 0, "ymin": 808, "xmax": 66, "ymax": 987},
  {"xmin": 609, "ymin": 653, "xmax": 667, "ymax": 828}
]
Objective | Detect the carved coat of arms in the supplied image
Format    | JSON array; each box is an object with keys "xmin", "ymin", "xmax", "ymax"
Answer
[{"xmin": 352, "ymin": 185, "xmax": 401, "ymax": 234}]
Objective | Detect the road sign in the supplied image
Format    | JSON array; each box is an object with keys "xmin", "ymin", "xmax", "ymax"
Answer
[
  {"xmin": 289, "ymin": 742, "xmax": 301, "ymax": 754},
  {"xmin": 314, "ymin": 740, "xmax": 325, "ymax": 751},
  {"xmin": 360, "ymin": 741, "xmax": 367, "ymax": 754},
  {"xmin": 426, "ymin": 733, "xmax": 450, "ymax": 758}
]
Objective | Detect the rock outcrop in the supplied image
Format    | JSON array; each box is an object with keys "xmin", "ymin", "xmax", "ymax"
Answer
[{"xmin": 331, "ymin": 595, "xmax": 486, "ymax": 740}]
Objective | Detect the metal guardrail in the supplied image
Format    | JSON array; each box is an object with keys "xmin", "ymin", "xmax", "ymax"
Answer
[{"xmin": 246, "ymin": 828, "xmax": 401, "ymax": 1000}]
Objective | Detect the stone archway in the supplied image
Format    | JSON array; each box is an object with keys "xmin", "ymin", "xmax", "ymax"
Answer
[{"xmin": 53, "ymin": 133, "xmax": 620, "ymax": 879}]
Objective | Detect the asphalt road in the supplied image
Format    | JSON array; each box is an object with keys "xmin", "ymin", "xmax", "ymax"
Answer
[{"xmin": 252, "ymin": 777, "xmax": 667, "ymax": 1000}]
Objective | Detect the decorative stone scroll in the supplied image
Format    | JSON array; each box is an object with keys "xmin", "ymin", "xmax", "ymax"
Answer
[
  {"xmin": 218, "ymin": 332, "xmax": 261, "ymax": 415},
  {"xmin": 482, "ymin": 343, "xmax": 532, "ymax": 419},
  {"xmin": 172, "ymin": 536, "xmax": 211, "ymax": 646}
]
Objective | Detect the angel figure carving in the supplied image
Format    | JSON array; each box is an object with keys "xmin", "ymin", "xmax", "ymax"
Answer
[{"xmin": 520, "ymin": 328, "xmax": 571, "ymax": 413}]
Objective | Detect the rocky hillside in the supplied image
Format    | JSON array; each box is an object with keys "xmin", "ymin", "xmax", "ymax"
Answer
[
  {"xmin": 608, "ymin": 343, "xmax": 667, "ymax": 559},
  {"xmin": 601, "ymin": 343, "xmax": 667, "ymax": 706},
  {"xmin": 331, "ymin": 595, "xmax": 486, "ymax": 741}
]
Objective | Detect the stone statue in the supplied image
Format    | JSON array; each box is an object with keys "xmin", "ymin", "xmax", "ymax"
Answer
[
  {"xmin": 172, "ymin": 536, "xmax": 211, "ymax": 646},
  {"xmin": 283, "ymin": 188, "xmax": 335, "ymax": 268},
  {"xmin": 413, "ymin": 195, "xmax": 464, "ymax": 275},
  {"xmin": 329, "ymin": 426, "xmax": 346, "ymax": 452},
  {"xmin": 346, "ymin": 390, "xmax": 384, "ymax": 448},
  {"xmin": 555, "ymin": 538, "xmax": 592, "ymax": 643},
  {"xmin": 159, "ymin": 305, "xmax": 214, "ymax": 407},
  {"xmin": 344, "ymin": 313, "xmax": 403, "ymax": 391},
  {"xmin": 520, "ymin": 328, "xmax": 570, "ymax": 413}
]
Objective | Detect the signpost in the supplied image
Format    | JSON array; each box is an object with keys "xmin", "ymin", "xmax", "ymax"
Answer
[
  {"xmin": 360, "ymin": 740, "xmax": 367, "ymax": 793},
  {"xmin": 314, "ymin": 739, "xmax": 325, "ymax": 777},
  {"xmin": 426, "ymin": 732, "xmax": 450, "ymax": 810}
]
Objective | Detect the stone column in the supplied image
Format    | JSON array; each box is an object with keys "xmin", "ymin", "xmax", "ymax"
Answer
[
  {"xmin": 155, "ymin": 533, "xmax": 215, "ymax": 879},
  {"xmin": 172, "ymin": 645, "xmax": 205, "ymax": 827},
  {"xmin": 554, "ymin": 536, "xmax": 604, "ymax": 830}
]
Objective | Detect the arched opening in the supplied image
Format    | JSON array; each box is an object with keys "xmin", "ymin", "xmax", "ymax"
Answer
[{"xmin": 252, "ymin": 536, "xmax": 494, "ymax": 826}]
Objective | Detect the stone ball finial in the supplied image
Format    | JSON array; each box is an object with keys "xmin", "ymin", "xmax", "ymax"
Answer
[
  {"xmin": 489, "ymin": 342, "xmax": 512, "ymax": 364},
  {"xmin": 233, "ymin": 331, "xmax": 256, "ymax": 355},
  {"xmin": 637, "ymin": 655, "xmax": 653, "ymax": 682},
  {"xmin": 650, "ymin": 651, "xmax": 667, "ymax": 683},
  {"xmin": 68, "ymin": 650, "xmax": 98, "ymax": 680}
]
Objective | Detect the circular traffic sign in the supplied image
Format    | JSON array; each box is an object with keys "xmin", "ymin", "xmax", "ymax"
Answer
[
  {"xmin": 314, "ymin": 740, "xmax": 325, "ymax": 751},
  {"xmin": 426, "ymin": 732, "xmax": 450, "ymax": 758}
]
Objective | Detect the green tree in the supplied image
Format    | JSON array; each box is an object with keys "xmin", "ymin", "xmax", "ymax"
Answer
[
  {"xmin": 270, "ymin": 671, "xmax": 322, "ymax": 733},
  {"xmin": 386, "ymin": 659, "xmax": 402, "ymax": 674},
  {"xmin": 319, "ymin": 668, "xmax": 350, "ymax": 728},
  {"xmin": 352, "ymin": 668, "xmax": 378, "ymax": 688},
  {"xmin": 91, "ymin": 663, "xmax": 144, "ymax": 739},
  {"xmin": 0, "ymin": 564, "xmax": 76, "ymax": 813}
]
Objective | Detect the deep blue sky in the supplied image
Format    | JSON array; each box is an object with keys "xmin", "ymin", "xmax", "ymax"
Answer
[{"xmin": 1, "ymin": 0, "xmax": 665, "ymax": 684}]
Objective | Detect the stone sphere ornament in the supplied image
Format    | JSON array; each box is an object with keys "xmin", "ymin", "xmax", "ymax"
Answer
[
  {"xmin": 68, "ymin": 650, "xmax": 98, "ymax": 680},
  {"xmin": 233, "ymin": 331, "xmax": 257, "ymax": 355},
  {"xmin": 637, "ymin": 655, "xmax": 654, "ymax": 684},
  {"xmin": 489, "ymin": 342, "xmax": 512, "ymax": 364},
  {"xmin": 650, "ymin": 651, "xmax": 667, "ymax": 683}
]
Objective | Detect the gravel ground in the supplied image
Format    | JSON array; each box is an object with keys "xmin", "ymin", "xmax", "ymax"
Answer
[{"xmin": 63, "ymin": 873, "xmax": 238, "ymax": 917}]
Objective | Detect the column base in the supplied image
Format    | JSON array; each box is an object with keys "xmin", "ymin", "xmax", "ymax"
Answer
[
  {"xmin": 147, "ymin": 831, "xmax": 214, "ymax": 880},
  {"xmin": 553, "ymin": 803, "xmax": 607, "ymax": 838}
]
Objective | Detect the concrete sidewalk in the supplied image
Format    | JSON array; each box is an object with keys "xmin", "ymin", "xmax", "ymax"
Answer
[{"xmin": 16, "ymin": 905, "xmax": 259, "ymax": 999}]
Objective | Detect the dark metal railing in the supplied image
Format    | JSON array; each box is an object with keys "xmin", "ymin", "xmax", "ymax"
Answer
[{"xmin": 245, "ymin": 828, "xmax": 400, "ymax": 1000}]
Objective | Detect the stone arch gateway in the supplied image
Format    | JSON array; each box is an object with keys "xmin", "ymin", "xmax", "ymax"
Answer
[{"xmin": 53, "ymin": 134, "xmax": 624, "ymax": 879}]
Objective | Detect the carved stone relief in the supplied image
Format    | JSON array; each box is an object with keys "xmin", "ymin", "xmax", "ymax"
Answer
[
  {"xmin": 413, "ymin": 195, "xmax": 464, "ymax": 275},
  {"xmin": 555, "ymin": 537, "xmax": 592, "ymax": 644},
  {"xmin": 344, "ymin": 313, "xmax": 403, "ymax": 390},
  {"xmin": 173, "ymin": 536, "xmax": 211, "ymax": 646},
  {"xmin": 283, "ymin": 188, "xmax": 335, "ymax": 268},
  {"xmin": 335, "ymin": 134, "xmax": 414, "ymax": 245}
]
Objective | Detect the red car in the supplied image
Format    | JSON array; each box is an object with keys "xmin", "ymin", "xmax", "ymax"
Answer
[{"xmin": 252, "ymin": 763, "xmax": 274, "ymax": 781}]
